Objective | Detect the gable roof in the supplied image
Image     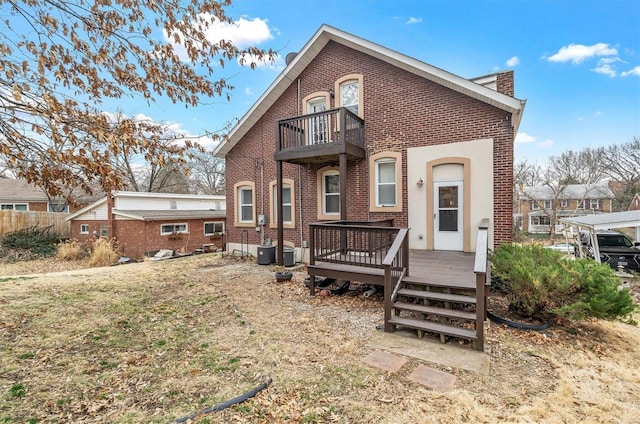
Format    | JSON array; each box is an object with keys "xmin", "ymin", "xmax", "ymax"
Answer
[
  {"xmin": 0, "ymin": 178, "xmax": 48, "ymax": 202},
  {"xmin": 521, "ymin": 183, "xmax": 615, "ymax": 201},
  {"xmin": 214, "ymin": 24, "xmax": 526, "ymax": 158},
  {"xmin": 629, "ymin": 193, "xmax": 640, "ymax": 211}
]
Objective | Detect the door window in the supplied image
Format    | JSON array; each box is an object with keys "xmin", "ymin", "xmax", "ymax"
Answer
[{"xmin": 438, "ymin": 186, "xmax": 459, "ymax": 232}]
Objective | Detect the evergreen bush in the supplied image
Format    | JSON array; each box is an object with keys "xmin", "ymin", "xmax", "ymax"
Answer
[
  {"xmin": 1, "ymin": 226, "xmax": 60, "ymax": 257},
  {"xmin": 490, "ymin": 243, "xmax": 636, "ymax": 322}
]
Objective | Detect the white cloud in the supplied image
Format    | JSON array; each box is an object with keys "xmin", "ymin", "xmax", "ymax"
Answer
[
  {"xmin": 236, "ymin": 52, "xmax": 284, "ymax": 71},
  {"xmin": 537, "ymin": 139, "xmax": 555, "ymax": 149},
  {"xmin": 506, "ymin": 56, "xmax": 520, "ymax": 67},
  {"xmin": 547, "ymin": 43, "xmax": 617, "ymax": 64},
  {"xmin": 592, "ymin": 62, "xmax": 616, "ymax": 77},
  {"xmin": 621, "ymin": 65, "xmax": 640, "ymax": 77},
  {"xmin": 244, "ymin": 87, "xmax": 253, "ymax": 96},
  {"xmin": 515, "ymin": 132, "xmax": 536, "ymax": 144},
  {"xmin": 165, "ymin": 15, "xmax": 274, "ymax": 61},
  {"xmin": 592, "ymin": 111, "xmax": 603, "ymax": 118},
  {"xmin": 406, "ymin": 17, "xmax": 422, "ymax": 25},
  {"xmin": 516, "ymin": 132, "xmax": 554, "ymax": 149}
]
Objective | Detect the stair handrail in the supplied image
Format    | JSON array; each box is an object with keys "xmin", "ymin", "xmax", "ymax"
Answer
[
  {"xmin": 382, "ymin": 228, "xmax": 409, "ymax": 332},
  {"xmin": 473, "ymin": 218, "xmax": 490, "ymax": 351}
]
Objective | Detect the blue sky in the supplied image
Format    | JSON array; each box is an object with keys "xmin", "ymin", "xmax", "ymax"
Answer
[{"xmin": 122, "ymin": 0, "xmax": 640, "ymax": 163}]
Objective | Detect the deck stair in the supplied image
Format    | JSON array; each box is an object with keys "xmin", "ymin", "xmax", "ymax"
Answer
[{"xmin": 388, "ymin": 276, "xmax": 480, "ymax": 346}]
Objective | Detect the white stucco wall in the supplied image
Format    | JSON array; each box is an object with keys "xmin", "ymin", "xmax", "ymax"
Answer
[{"xmin": 407, "ymin": 138, "xmax": 494, "ymax": 251}]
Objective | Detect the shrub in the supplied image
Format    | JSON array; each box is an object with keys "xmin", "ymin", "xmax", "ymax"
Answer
[
  {"xmin": 1, "ymin": 226, "xmax": 60, "ymax": 257},
  {"xmin": 88, "ymin": 238, "xmax": 120, "ymax": 267},
  {"xmin": 490, "ymin": 243, "xmax": 636, "ymax": 322},
  {"xmin": 57, "ymin": 239, "xmax": 86, "ymax": 261}
]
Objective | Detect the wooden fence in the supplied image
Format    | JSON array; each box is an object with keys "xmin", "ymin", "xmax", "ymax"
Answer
[{"xmin": 0, "ymin": 211, "xmax": 71, "ymax": 238}]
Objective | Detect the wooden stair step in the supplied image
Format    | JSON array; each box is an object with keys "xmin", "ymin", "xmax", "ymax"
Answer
[
  {"xmin": 402, "ymin": 275, "xmax": 474, "ymax": 290},
  {"xmin": 392, "ymin": 301, "xmax": 476, "ymax": 321},
  {"xmin": 388, "ymin": 316, "xmax": 477, "ymax": 340},
  {"xmin": 396, "ymin": 288, "xmax": 476, "ymax": 304}
]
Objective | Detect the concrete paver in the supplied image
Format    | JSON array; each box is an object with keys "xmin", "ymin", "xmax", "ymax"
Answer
[
  {"xmin": 408, "ymin": 364, "xmax": 457, "ymax": 392},
  {"xmin": 367, "ymin": 330, "xmax": 490, "ymax": 375},
  {"xmin": 362, "ymin": 349, "xmax": 407, "ymax": 373}
]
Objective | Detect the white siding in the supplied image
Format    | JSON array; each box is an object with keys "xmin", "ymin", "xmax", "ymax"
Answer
[
  {"xmin": 114, "ymin": 195, "xmax": 225, "ymax": 210},
  {"xmin": 72, "ymin": 203, "xmax": 108, "ymax": 220}
]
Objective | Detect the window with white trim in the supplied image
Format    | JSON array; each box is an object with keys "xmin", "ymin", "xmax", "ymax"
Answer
[
  {"xmin": 590, "ymin": 199, "xmax": 600, "ymax": 209},
  {"xmin": 560, "ymin": 199, "xmax": 568, "ymax": 208},
  {"xmin": 161, "ymin": 223, "xmax": 188, "ymax": 235},
  {"xmin": 322, "ymin": 170, "xmax": 340, "ymax": 215},
  {"xmin": 238, "ymin": 186, "xmax": 254, "ymax": 223},
  {"xmin": 204, "ymin": 221, "xmax": 224, "ymax": 236},
  {"xmin": 101, "ymin": 224, "xmax": 108, "ymax": 237},
  {"xmin": 273, "ymin": 184, "xmax": 292, "ymax": 224},
  {"xmin": 376, "ymin": 158, "xmax": 397, "ymax": 207},
  {"xmin": 1, "ymin": 203, "xmax": 28, "ymax": 211},
  {"xmin": 339, "ymin": 80, "xmax": 359, "ymax": 115},
  {"xmin": 577, "ymin": 199, "xmax": 585, "ymax": 209},
  {"xmin": 80, "ymin": 224, "xmax": 89, "ymax": 234},
  {"xmin": 543, "ymin": 200, "xmax": 552, "ymax": 209},
  {"xmin": 530, "ymin": 201, "xmax": 539, "ymax": 210},
  {"xmin": 48, "ymin": 203, "xmax": 69, "ymax": 213},
  {"xmin": 531, "ymin": 216, "xmax": 551, "ymax": 226}
]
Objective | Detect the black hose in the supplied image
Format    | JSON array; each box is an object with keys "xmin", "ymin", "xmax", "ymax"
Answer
[
  {"xmin": 487, "ymin": 310, "xmax": 550, "ymax": 331},
  {"xmin": 175, "ymin": 378, "xmax": 273, "ymax": 423}
]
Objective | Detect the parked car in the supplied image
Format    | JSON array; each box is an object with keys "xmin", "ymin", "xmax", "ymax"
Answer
[
  {"xmin": 544, "ymin": 243, "xmax": 575, "ymax": 255},
  {"xmin": 577, "ymin": 230, "xmax": 640, "ymax": 272}
]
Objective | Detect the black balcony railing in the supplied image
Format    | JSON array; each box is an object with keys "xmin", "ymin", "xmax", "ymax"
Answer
[{"xmin": 276, "ymin": 107, "xmax": 364, "ymax": 152}]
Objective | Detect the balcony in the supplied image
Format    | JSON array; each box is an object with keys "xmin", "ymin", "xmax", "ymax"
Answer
[{"xmin": 275, "ymin": 107, "xmax": 365, "ymax": 164}]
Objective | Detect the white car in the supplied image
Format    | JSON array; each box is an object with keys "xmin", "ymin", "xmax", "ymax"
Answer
[{"xmin": 544, "ymin": 243, "xmax": 575, "ymax": 255}]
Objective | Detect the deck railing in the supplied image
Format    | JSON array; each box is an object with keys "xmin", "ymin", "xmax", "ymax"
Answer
[
  {"xmin": 473, "ymin": 218, "xmax": 490, "ymax": 351},
  {"xmin": 309, "ymin": 220, "xmax": 396, "ymax": 268},
  {"xmin": 277, "ymin": 107, "xmax": 365, "ymax": 151},
  {"xmin": 383, "ymin": 228, "xmax": 409, "ymax": 332}
]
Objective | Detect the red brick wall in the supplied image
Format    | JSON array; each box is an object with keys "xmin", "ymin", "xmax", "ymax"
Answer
[
  {"xmin": 226, "ymin": 41, "xmax": 516, "ymax": 247},
  {"xmin": 71, "ymin": 218, "xmax": 225, "ymax": 259},
  {"xmin": 28, "ymin": 202, "xmax": 47, "ymax": 212}
]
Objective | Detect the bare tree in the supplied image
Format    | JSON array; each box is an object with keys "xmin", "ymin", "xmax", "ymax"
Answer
[
  {"xmin": 0, "ymin": 0, "xmax": 272, "ymax": 202},
  {"xmin": 189, "ymin": 152, "xmax": 226, "ymax": 195},
  {"xmin": 601, "ymin": 137, "xmax": 640, "ymax": 210},
  {"xmin": 548, "ymin": 147, "xmax": 607, "ymax": 185}
]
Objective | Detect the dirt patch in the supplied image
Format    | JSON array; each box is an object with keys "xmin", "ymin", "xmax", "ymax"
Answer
[{"xmin": 1, "ymin": 254, "xmax": 639, "ymax": 423}]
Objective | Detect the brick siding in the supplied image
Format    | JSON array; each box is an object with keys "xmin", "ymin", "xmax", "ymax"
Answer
[{"xmin": 226, "ymin": 41, "xmax": 516, "ymax": 247}]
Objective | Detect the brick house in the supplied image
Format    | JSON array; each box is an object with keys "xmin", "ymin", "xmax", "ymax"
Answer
[
  {"xmin": 516, "ymin": 183, "xmax": 614, "ymax": 233},
  {"xmin": 214, "ymin": 25, "xmax": 526, "ymax": 262},
  {"xmin": 0, "ymin": 178, "xmax": 88, "ymax": 213},
  {"xmin": 628, "ymin": 193, "xmax": 640, "ymax": 211},
  {"xmin": 66, "ymin": 191, "xmax": 226, "ymax": 259}
]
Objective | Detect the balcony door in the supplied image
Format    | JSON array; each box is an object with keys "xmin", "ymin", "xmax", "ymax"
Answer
[
  {"xmin": 306, "ymin": 97, "xmax": 327, "ymax": 145},
  {"xmin": 433, "ymin": 181, "xmax": 463, "ymax": 251}
]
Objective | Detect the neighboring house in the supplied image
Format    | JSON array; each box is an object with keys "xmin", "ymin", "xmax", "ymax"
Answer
[
  {"xmin": 66, "ymin": 191, "xmax": 226, "ymax": 259},
  {"xmin": 516, "ymin": 183, "xmax": 614, "ymax": 234},
  {"xmin": 628, "ymin": 193, "xmax": 640, "ymax": 211},
  {"xmin": 214, "ymin": 24, "xmax": 525, "ymax": 261},
  {"xmin": 0, "ymin": 178, "xmax": 74, "ymax": 212}
]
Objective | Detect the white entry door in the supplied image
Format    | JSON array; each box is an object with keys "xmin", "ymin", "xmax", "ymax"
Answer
[{"xmin": 433, "ymin": 181, "xmax": 463, "ymax": 251}]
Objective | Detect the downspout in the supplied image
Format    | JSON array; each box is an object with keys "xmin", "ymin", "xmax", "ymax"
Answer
[{"xmin": 297, "ymin": 78, "xmax": 305, "ymax": 261}]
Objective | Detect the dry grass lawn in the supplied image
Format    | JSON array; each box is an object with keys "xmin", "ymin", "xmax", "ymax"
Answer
[{"xmin": 1, "ymin": 254, "xmax": 639, "ymax": 423}]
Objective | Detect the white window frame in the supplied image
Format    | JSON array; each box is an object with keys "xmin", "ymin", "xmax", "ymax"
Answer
[
  {"xmin": 233, "ymin": 181, "xmax": 256, "ymax": 227},
  {"xmin": 376, "ymin": 158, "xmax": 397, "ymax": 207},
  {"xmin": 369, "ymin": 152, "xmax": 402, "ymax": 213},
  {"xmin": 1, "ymin": 203, "xmax": 28, "ymax": 211},
  {"xmin": 272, "ymin": 183, "xmax": 293, "ymax": 225},
  {"xmin": 577, "ymin": 199, "xmax": 585, "ymax": 209},
  {"xmin": 80, "ymin": 224, "xmax": 89, "ymax": 234},
  {"xmin": 161, "ymin": 223, "xmax": 188, "ymax": 235},
  {"xmin": 335, "ymin": 74, "xmax": 364, "ymax": 118},
  {"xmin": 323, "ymin": 171, "xmax": 340, "ymax": 216},
  {"xmin": 543, "ymin": 200, "xmax": 552, "ymax": 209},
  {"xmin": 560, "ymin": 199, "xmax": 568, "ymax": 208},
  {"xmin": 48, "ymin": 203, "xmax": 69, "ymax": 213},
  {"xmin": 590, "ymin": 199, "xmax": 600, "ymax": 209},
  {"xmin": 100, "ymin": 224, "xmax": 109, "ymax": 237},
  {"xmin": 204, "ymin": 221, "xmax": 224, "ymax": 236},
  {"xmin": 238, "ymin": 187, "xmax": 254, "ymax": 223}
]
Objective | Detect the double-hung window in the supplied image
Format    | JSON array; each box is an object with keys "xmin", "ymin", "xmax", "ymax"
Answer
[
  {"xmin": 369, "ymin": 152, "xmax": 402, "ymax": 212},
  {"xmin": 234, "ymin": 181, "xmax": 256, "ymax": 226},
  {"xmin": 376, "ymin": 159, "xmax": 397, "ymax": 207},
  {"xmin": 322, "ymin": 171, "xmax": 340, "ymax": 216},
  {"xmin": 204, "ymin": 222, "xmax": 224, "ymax": 236}
]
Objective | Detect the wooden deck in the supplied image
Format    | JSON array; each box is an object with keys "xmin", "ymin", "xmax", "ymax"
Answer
[{"xmin": 309, "ymin": 249, "xmax": 476, "ymax": 290}]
